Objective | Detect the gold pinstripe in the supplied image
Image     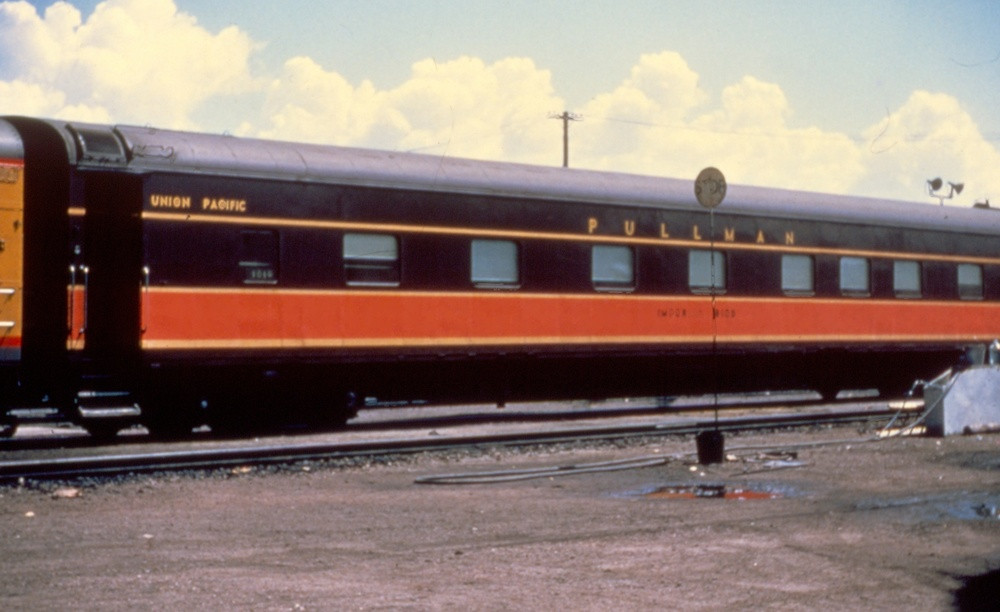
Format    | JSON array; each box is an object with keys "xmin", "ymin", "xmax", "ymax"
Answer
[
  {"xmin": 140, "ymin": 333, "xmax": 995, "ymax": 351},
  {"xmin": 140, "ymin": 284, "xmax": 996, "ymax": 306}
]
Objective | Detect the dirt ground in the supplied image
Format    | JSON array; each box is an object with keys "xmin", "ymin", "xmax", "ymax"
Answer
[{"xmin": 1, "ymin": 428, "xmax": 999, "ymax": 610}]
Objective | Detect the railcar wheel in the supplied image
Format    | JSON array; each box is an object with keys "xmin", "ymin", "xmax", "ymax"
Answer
[
  {"xmin": 144, "ymin": 411, "xmax": 198, "ymax": 440},
  {"xmin": 142, "ymin": 398, "xmax": 204, "ymax": 440},
  {"xmin": 299, "ymin": 408, "xmax": 351, "ymax": 431},
  {"xmin": 877, "ymin": 385, "xmax": 912, "ymax": 400},
  {"xmin": 297, "ymin": 390, "xmax": 358, "ymax": 431},
  {"xmin": 206, "ymin": 392, "xmax": 270, "ymax": 437},
  {"xmin": 206, "ymin": 385, "xmax": 358, "ymax": 436},
  {"xmin": 818, "ymin": 387, "xmax": 841, "ymax": 402},
  {"xmin": 82, "ymin": 421, "xmax": 123, "ymax": 441}
]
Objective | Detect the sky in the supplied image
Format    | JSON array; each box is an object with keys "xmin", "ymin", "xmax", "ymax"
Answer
[{"xmin": 1, "ymin": 0, "xmax": 999, "ymax": 206}]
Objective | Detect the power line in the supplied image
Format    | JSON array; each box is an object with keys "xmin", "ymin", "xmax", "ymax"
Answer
[{"xmin": 597, "ymin": 114, "xmax": 1000, "ymax": 144}]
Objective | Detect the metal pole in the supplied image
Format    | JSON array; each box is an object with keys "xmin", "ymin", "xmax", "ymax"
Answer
[
  {"xmin": 562, "ymin": 113, "xmax": 569, "ymax": 168},
  {"xmin": 550, "ymin": 112, "xmax": 580, "ymax": 168}
]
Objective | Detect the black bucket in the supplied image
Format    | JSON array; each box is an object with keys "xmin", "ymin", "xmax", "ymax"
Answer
[{"xmin": 696, "ymin": 430, "xmax": 725, "ymax": 465}]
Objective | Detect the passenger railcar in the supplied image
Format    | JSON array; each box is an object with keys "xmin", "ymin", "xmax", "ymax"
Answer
[{"xmin": 0, "ymin": 116, "xmax": 998, "ymax": 437}]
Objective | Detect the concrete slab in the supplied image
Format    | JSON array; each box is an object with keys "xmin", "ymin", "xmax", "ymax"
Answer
[{"xmin": 925, "ymin": 365, "xmax": 1000, "ymax": 436}]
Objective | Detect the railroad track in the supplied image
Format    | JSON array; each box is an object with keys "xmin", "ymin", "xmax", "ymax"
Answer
[
  {"xmin": 0, "ymin": 403, "xmax": 914, "ymax": 483},
  {"xmin": 0, "ymin": 390, "xmax": 874, "ymax": 447}
]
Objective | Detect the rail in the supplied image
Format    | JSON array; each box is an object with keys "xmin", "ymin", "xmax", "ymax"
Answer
[{"xmin": 0, "ymin": 405, "xmax": 906, "ymax": 483}]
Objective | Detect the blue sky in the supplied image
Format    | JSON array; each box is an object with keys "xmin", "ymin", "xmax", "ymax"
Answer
[
  {"xmin": 3, "ymin": 0, "xmax": 999, "ymax": 204},
  {"xmin": 139, "ymin": 0, "xmax": 1000, "ymax": 135}
]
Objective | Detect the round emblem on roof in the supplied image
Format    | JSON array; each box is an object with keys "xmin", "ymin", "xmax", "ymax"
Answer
[{"xmin": 695, "ymin": 167, "xmax": 726, "ymax": 209}]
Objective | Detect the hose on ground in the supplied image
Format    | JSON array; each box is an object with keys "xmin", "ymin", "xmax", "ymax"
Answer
[{"xmin": 416, "ymin": 372, "xmax": 959, "ymax": 485}]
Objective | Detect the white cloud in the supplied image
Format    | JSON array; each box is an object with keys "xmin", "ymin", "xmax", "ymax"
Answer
[
  {"xmin": 575, "ymin": 51, "xmax": 707, "ymax": 163},
  {"xmin": 858, "ymin": 90, "xmax": 1000, "ymax": 204},
  {"xmin": 0, "ymin": 0, "xmax": 256, "ymax": 128},
  {"xmin": 687, "ymin": 76, "xmax": 864, "ymax": 194},
  {"xmin": 253, "ymin": 55, "xmax": 564, "ymax": 166},
  {"xmin": 572, "ymin": 64, "xmax": 864, "ymax": 195},
  {"xmin": 0, "ymin": 78, "xmax": 65, "ymax": 115},
  {"xmin": 1, "ymin": 1, "xmax": 997, "ymax": 205}
]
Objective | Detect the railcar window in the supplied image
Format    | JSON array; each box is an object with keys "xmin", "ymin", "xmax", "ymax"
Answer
[
  {"xmin": 471, "ymin": 239, "xmax": 519, "ymax": 288},
  {"xmin": 781, "ymin": 254, "xmax": 814, "ymax": 296},
  {"xmin": 688, "ymin": 250, "xmax": 726, "ymax": 294},
  {"xmin": 239, "ymin": 230, "xmax": 278, "ymax": 285},
  {"xmin": 958, "ymin": 264, "xmax": 983, "ymax": 300},
  {"xmin": 343, "ymin": 233, "xmax": 400, "ymax": 287},
  {"xmin": 592, "ymin": 245, "xmax": 635, "ymax": 291},
  {"xmin": 839, "ymin": 257, "xmax": 870, "ymax": 296},
  {"xmin": 893, "ymin": 261, "xmax": 922, "ymax": 298}
]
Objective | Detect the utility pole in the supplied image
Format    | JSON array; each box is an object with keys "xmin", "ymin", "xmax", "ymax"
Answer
[{"xmin": 549, "ymin": 111, "xmax": 581, "ymax": 168}]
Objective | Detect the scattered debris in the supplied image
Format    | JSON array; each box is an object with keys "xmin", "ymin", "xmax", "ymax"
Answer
[
  {"xmin": 963, "ymin": 423, "xmax": 1000, "ymax": 435},
  {"xmin": 877, "ymin": 426, "xmax": 926, "ymax": 438},
  {"xmin": 52, "ymin": 487, "xmax": 82, "ymax": 499},
  {"xmin": 754, "ymin": 460, "xmax": 809, "ymax": 473},
  {"xmin": 973, "ymin": 504, "xmax": 999, "ymax": 519},
  {"xmin": 643, "ymin": 483, "xmax": 782, "ymax": 500}
]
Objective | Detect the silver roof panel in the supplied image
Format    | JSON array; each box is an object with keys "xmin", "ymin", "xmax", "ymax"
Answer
[
  {"xmin": 7, "ymin": 117, "xmax": 997, "ymax": 237},
  {"xmin": 113, "ymin": 124, "xmax": 1000, "ymax": 236}
]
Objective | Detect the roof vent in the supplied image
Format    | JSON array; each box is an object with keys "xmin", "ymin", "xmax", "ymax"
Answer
[{"xmin": 67, "ymin": 125, "xmax": 128, "ymax": 165}]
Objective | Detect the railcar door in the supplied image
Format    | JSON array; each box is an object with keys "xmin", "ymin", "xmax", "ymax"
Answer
[
  {"xmin": 0, "ymin": 122, "xmax": 25, "ymax": 433},
  {"xmin": 2, "ymin": 118, "xmax": 74, "ymax": 411},
  {"xmin": 74, "ymin": 169, "xmax": 144, "ymax": 423}
]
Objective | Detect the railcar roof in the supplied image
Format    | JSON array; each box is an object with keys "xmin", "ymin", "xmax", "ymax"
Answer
[
  {"xmin": 0, "ymin": 120, "xmax": 24, "ymax": 161},
  {"xmin": 9, "ymin": 117, "xmax": 1000, "ymax": 236}
]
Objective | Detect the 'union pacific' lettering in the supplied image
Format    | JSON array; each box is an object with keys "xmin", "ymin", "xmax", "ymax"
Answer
[
  {"xmin": 202, "ymin": 197, "xmax": 247, "ymax": 213},
  {"xmin": 150, "ymin": 194, "xmax": 191, "ymax": 209}
]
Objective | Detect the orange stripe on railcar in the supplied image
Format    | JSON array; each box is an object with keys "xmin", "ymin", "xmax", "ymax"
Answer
[{"xmin": 138, "ymin": 288, "xmax": 1000, "ymax": 351}]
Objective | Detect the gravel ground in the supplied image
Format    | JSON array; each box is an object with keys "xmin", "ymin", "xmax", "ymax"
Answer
[{"xmin": 1, "ymin": 427, "xmax": 999, "ymax": 610}]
